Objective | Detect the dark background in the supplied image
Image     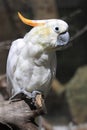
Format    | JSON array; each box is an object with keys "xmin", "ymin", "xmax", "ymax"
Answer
[
  {"xmin": 0, "ymin": 0, "xmax": 87, "ymax": 83},
  {"xmin": 0, "ymin": 0, "xmax": 87, "ymax": 125}
]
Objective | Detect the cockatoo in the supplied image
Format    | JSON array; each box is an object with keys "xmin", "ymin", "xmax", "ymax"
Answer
[{"xmin": 6, "ymin": 12, "xmax": 70, "ymax": 102}]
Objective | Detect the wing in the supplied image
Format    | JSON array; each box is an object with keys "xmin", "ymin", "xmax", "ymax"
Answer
[
  {"xmin": 40, "ymin": 52, "xmax": 57, "ymax": 97},
  {"xmin": 50, "ymin": 52, "xmax": 57, "ymax": 78},
  {"xmin": 6, "ymin": 38, "xmax": 26, "ymax": 96}
]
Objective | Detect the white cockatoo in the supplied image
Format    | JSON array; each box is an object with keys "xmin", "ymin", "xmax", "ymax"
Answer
[{"xmin": 6, "ymin": 12, "xmax": 70, "ymax": 101}]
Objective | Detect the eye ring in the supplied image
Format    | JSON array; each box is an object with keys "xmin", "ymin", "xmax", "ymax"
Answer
[{"xmin": 55, "ymin": 27, "xmax": 59, "ymax": 32}]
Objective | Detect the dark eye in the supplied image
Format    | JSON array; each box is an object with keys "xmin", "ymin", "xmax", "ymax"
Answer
[{"xmin": 55, "ymin": 27, "xmax": 59, "ymax": 32}]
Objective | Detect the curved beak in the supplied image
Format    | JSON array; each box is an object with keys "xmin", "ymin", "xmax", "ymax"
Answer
[
  {"xmin": 56, "ymin": 32, "xmax": 70, "ymax": 50},
  {"xmin": 18, "ymin": 12, "xmax": 45, "ymax": 27},
  {"xmin": 57, "ymin": 32, "xmax": 70, "ymax": 46}
]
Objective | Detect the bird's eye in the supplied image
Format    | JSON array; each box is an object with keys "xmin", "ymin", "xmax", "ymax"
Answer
[{"xmin": 55, "ymin": 27, "xmax": 59, "ymax": 32}]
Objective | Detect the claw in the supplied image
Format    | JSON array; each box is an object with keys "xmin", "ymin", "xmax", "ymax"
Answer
[
  {"xmin": 31, "ymin": 91, "xmax": 41, "ymax": 98},
  {"xmin": 9, "ymin": 90, "xmax": 43, "ymax": 110},
  {"xmin": 10, "ymin": 90, "xmax": 32, "ymax": 101}
]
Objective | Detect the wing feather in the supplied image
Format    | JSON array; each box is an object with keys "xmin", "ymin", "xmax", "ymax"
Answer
[{"xmin": 6, "ymin": 38, "xmax": 26, "ymax": 95}]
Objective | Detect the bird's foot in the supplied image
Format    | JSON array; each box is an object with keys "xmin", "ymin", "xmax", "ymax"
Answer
[
  {"xmin": 9, "ymin": 90, "xmax": 45, "ymax": 110},
  {"xmin": 25, "ymin": 91, "xmax": 42, "ymax": 109},
  {"xmin": 31, "ymin": 91, "xmax": 42, "ymax": 103},
  {"xmin": 9, "ymin": 90, "xmax": 32, "ymax": 101}
]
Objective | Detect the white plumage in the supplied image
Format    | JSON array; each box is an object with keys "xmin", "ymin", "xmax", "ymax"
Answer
[{"xmin": 6, "ymin": 16, "xmax": 70, "ymax": 99}]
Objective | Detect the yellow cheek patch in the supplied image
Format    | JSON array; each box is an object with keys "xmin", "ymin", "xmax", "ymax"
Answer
[
  {"xmin": 43, "ymin": 27, "xmax": 51, "ymax": 36},
  {"xmin": 36, "ymin": 26, "xmax": 51, "ymax": 37}
]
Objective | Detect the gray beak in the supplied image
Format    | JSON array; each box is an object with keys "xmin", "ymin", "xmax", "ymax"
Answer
[{"xmin": 57, "ymin": 32, "xmax": 70, "ymax": 46}]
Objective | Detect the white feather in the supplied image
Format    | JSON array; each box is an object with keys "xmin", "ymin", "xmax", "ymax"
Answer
[
  {"xmin": 6, "ymin": 19, "xmax": 69, "ymax": 98},
  {"xmin": 7, "ymin": 37, "xmax": 56, "ymax": 97}
]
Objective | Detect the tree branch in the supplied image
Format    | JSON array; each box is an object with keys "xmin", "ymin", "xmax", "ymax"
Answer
[
  {"xmin": 0, "ymin": 94, "xmax": 45, "ymax": 130},
  {"xmin": 70, "ymin": 25, "xmax": 87, "ymax": 42}
]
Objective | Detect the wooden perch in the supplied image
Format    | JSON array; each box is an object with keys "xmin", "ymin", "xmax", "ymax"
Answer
[
  {"xmin": 0, "ymin": 74, "xmax": 9, "ymax": 100},
  {"xmin": 0, "ymin": 94, "xmax": 45, "ymax": 130},
  {"xmin": 0, "ymin": 74, "xmax": 53, "ymax": 130}
]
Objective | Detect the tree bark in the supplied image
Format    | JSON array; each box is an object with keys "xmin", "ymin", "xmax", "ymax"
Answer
[{"xmin": 0, "ymin": 95, "xmax": 45, "ymax": 130}]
